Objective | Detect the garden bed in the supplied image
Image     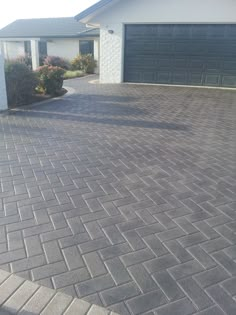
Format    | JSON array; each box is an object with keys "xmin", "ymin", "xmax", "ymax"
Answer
[{"xmin": 9, "ymin": 88, "xmax": 67, "ymax": 109}]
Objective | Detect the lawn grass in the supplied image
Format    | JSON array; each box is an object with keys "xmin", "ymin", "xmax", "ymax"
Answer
[{"xmin": 63, "ymin": 70, "xmax": 85, "ymax": 80}]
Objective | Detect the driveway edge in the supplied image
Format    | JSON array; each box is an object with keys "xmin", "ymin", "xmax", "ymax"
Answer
[{"xmin": 0, "ymin": 269, "xmax": 119, "ymax": 315}]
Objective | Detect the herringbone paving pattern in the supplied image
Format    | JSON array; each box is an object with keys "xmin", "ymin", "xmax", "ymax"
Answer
[{"xmin": 0, "ymin": 76, "xmax": 236, "ymax": 315}]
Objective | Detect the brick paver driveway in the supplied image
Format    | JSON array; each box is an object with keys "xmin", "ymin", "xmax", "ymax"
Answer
[{"xmin": 0, "ymin": 76, "xmax": 236, "ymax": 315}]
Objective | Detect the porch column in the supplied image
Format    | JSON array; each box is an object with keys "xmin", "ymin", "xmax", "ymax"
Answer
[
  {"xmin": 94, "ymin": 38, "xmax": 99, "ymax": 74},
  {"xmin": 30, "ymin": 40, "xmax": 40, "ymax": 70},
  {"xmin": 0, "ymin": 50, "xmax": 8, "ymax": 110}
]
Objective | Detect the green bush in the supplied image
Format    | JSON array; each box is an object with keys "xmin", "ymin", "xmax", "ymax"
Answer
[
  {"xmin": 71, "ymin": 54, "xmax": 96, "ymax": 74},
  {"xmin": 4, "ymin": 61, "xmax": 38, "ymax": 106},
  {"xmin": 36, "ymin": 65, "xmax": 65, "ymax": 95},
  {"xmin": 43, "ymin": 56, "xmax": 70, "ymax": 70}
]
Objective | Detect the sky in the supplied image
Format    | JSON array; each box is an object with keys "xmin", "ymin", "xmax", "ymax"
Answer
[{"xmin": 0, "ymin": 0, "xmax": 98, "ymax": 29}]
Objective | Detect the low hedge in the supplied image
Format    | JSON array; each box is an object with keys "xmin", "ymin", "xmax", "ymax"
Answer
[{"xmin": 4, "ymin": 61, "xmax": 38, "ymax": 106}]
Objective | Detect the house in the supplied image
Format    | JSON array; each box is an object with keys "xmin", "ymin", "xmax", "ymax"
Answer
[
  {"xmin": 75, "ymin": 0, "xmax": 236, "ymax": 87},
  {"xmin": 0, "ymin": 51, "xmax": 7, "ymax": 110},
  {"xmin": 0, "ymin": 17, "xmax": 99, "ymax": 70}
]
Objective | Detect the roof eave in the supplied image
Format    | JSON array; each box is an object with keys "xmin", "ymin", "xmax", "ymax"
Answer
[
  {"xmin": 75, "ymin": 0, "xmax": 119, "ymax": 24},
  {"xmin": 0, "ymin": 37, "xmax": 41, "ymax": 41},
  {"xmin": 0, "ymin": 34, "xmax": 99, "ymax": 40}
]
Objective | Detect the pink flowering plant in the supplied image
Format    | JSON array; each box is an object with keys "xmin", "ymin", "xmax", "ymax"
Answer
[{"xmin": 36, "ymin": 65, "xmax": 65, "ymax": 95}]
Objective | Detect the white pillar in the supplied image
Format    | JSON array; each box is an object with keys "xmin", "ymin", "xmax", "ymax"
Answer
[
  {"xmin": 94, "ymin": 38, "xmax": 100, "ymax": 74},
  {"xmin": 31, "ymin": 40, "xmax": 40, "ymax": 70},
  {"xmin": 0, "ymin": 51, "xmax": 8, "ymax": 111}
]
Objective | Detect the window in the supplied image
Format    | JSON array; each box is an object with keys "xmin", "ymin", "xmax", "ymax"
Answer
[
  {"xmin": 79, "ymin": 40, "xmax": 94, "ymax": 56},
  {"xmin": 39, "ymin": 41, "xmax": 47, "ymax": 58},
  {"xmin": 24, "ymin": 41, "xmax": 31, "ymax": 56}
]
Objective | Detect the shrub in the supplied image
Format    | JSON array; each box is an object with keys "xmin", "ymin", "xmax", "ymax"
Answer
[
  {"xmin": 71, "ymin": 54, "xmax": 96, "ymax": 74},
  {"xmin": 43, "ymin": 55, "xmax": 70, "ymax": 70},
  {"xmin": 36, "ymin": 65, "xmax": 65, "ymax": 95},
  {"xmin": 4, "ymin": 61, "xmax": 38, "ymax": 106},
  {"xmin": 13, "ymin": 55, "xmax": 32, "ymax": 69}
]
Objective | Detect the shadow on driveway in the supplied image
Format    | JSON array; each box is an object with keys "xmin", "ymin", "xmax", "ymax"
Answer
[{"xmin": 9, "ymin": 109, "xmax": 189, "ymax": 131}]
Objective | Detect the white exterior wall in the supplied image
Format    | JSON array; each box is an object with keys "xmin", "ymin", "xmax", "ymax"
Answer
[
  {"xmin": 0, "ymin": 51, "xmax": 8, "ymax": 110},
  {"xmin": 47, "ymin": 37, "xmax": 100, "ymax": 64},
  {"xmin": 94, "ymin": 38, "xmax": 100, "ymax": 73},
  {"xmin": 89, "ymin": 0, "xmax": 236, "ymax": 83},
  {"xmin": 100, "ymin": 24, "xmax": 123, "ymax": 83},
  {"xmin": 47, "ymin": 39, "xmax": 80, "ymax": 60},
  {"xmin": 2, "ymin": 41, "xmax": 24, "ymax": 60}
]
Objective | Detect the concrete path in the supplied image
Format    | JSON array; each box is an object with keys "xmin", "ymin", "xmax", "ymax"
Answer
[{"xmin": 0, "ymin": 76, "xmax": 236, "ymax": 314}]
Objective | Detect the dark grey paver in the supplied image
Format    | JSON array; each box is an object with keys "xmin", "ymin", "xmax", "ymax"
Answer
[
  {"xmin": 155, "ymin": 298, "xmax": 196, "ymax": 315},
  {"xmin": 128, "ymin": 264, "xmax": 157, "ymax": 293},
  {"xmin": 24, "ymin": 235, "xmax": 43, "ymax": 257},
  {"xmin": 169, "ymin": 260, "xmax": 203, "ymax": 280},
  {"xmin": 127, "ymin": 290, "xmax": 167, "ymax": 315},
  {"xmin": 194, "ymin": 266, "xmax": 230, "ymax": 288},
  {"xmin": 178, "ymin": 277, "xmax": 213, "ymax": 310},
  {"xmin": 83, "ymin": 252, "xmax": 107, "ymax": 277},
  {"xmin": 43, "ymin": 241, "xmax": 63, "ymax": 264},
  {"xmin": 221, "ymin": 277, "xmax": 236, "ymax": 296},
  {"xmin": 152, "ymin": 271, "xmax": 184, "ymax": 301},
  {"xmin": 105, "ymin": 257, "xmax": 131, "ymax": 285},
  {"xmin": 52, "ymin": 268, "xmax": 90, "ymax": 289},
  {"xmin": 193, "ymin": 306, "xmax": 225, "ymax": 315},
  {"xmin": 206, "ymin": 285, "xmax": 236, "ymax": 315},
  {"xmin": 145, "ymin": 254, "xmax": 179, "ymax": 274},
  {"xmin": 62, "ymin": 246, "xmax": 84, "ymax": 270},
  {"xmin": 101, "ymin": 282, "xmax": 140, "ymax": 306},
  {"xmin": 31, "ymin": 261, "xmax": 67, "ymax": 281},
  {"xmin": 76, "ymin": 274, "xmax": 115, "ymax": 297}
]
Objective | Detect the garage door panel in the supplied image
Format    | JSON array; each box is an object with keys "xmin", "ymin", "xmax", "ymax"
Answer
[
  {"xmin": 157, "ymin": 72, "xmax": 171, "ymax": 84},
  {"xmin": 192, "ymin": 25, "xmax": 209, "ymax": 38},
  {"xmin": 173, "ymin": 25, "xmax": 191, "ymax": 38},
  {"xmin": 141, "ymin": 72, "xmax": 157, "ymax": 82},
  {"xmin": 172, "ymin": 71, "xmax": 188, "ymax": 84},
  {"xmin": 222, "ymin": 75, "xmax": 236, "ymax": 87},
  {"xmin": 188, "ymin": 73, "xmax": 204, "ymax": 85},
  {"xmin": 205, "ymin": 59, "xmax": 221, "ymax": 71},
  {"xmin": 174, "ymin": 42, "xmax": 208, "ymax": 55},
  {"xmin": 156, "ymin": 25, "xmax": 174, "ymax": 37},
  {"xmin": 158, "ymin": 42, "xmax": 174, "ymax": 53},
  {"xmin": 173, "ymin": 58, "xmax": 188, "ymax": 68},
  {"xmin": 189, "ymin": 58, "xmax": 205, "ymax": 70},
  {"xmin": 223, "ymin": 61, "xmax": 236, "ymax": 72},
  {"xmin": 124, "ymin": 24, "xmax": 236, "ymax": 87},
  {"xmin": 205, "ymin": 74, "xmax": 221, "ymax": 86},
  {"xmin": 227, "ymin": 25, "xmax": 236, "ymax": 38},
  {"xmin": 208, "ymin": 25, "xmax": 226, "ymax": 37}
]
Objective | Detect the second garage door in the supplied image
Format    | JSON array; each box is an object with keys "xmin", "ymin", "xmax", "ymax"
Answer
[{"xmin": 124, "ymin": 24, "xmax": 236, "ymax": 87}]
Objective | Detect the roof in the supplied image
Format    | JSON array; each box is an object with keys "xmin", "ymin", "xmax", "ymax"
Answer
[
  {"xmin": 75, "ymin": 0, "xmax": 117, "ymax": 22},
  {"xmin": 0, "ymin": 17, "xmax": 99, "ymax": 39}
]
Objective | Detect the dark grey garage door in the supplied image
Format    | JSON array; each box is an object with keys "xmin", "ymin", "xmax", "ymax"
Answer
[{"xmin": 124, "ymin": 24, "xmax": 236, "ymax": 87}]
